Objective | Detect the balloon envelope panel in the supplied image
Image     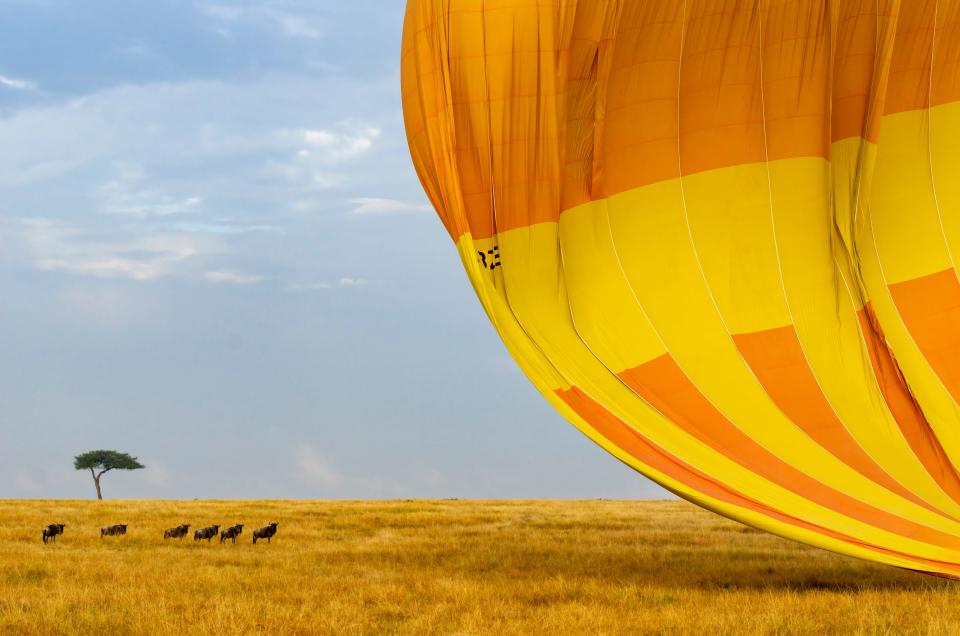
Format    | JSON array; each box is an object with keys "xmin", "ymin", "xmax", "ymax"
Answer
[{"xmin": 401, "ymin": 0, "xmax": 960, "ymax": 576}]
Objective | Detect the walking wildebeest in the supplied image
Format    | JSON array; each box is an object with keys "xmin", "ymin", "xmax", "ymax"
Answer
[
  {"xmin": 101, "ymin": 524, "xmax": 128, "ymax": 538},
  {"xmin": 252, "ymin": 522, "xmax": 278, "ymax": 544},
  {"xmin": 220, "ymin": 524, "xmax": 244, "ymax": 544},
  {"xmin": 163, "ymin": 524, "xmax": 190, "ymax": 539},
  {"xmin": 42, "ymin": 524, "xmax": 66, "ymax": 544},
  {"xmin": 193, "ymin": 525, "xmax": 220, "ymax": 542}
]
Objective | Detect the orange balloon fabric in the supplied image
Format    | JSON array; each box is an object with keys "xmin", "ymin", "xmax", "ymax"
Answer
[{"xmin": 402, "ymin": 0, "xmax": 960, "ymax": 576}]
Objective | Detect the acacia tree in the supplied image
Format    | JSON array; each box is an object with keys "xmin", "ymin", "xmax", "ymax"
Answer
[{"xmin": 74, "ymin": 450, "xmax": 145, "ymax": 500}]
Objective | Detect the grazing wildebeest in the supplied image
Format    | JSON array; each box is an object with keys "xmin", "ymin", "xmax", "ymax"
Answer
[
  {"xmin": 252, "ymin": 522, "xmax": 279, "ymax": 544},
  {"xmin": 101, "ymin": 524, "xmax": 128, "ymax": 538},
  {"xmin": 163, "ymin": 524, "xmax": 190, "ymax": 540},
  {"xmin": 193, "ymin": 525, "xmax": 220, "ymax": 542},
  {"xmin": 220, "ymin": 524, "xmax": 244, "ymax": 544},
  {"xmin": 42, "ymin": 524, "xmax": 66, "ymax": 544}
]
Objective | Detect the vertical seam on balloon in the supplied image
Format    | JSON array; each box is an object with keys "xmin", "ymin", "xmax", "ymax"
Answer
[
  {"xmin": 580, "ymin": 0, "xmax": 791, "ymax": 513},
  {"xmin": 849, "ymin": 1, "xmax": 884, "ymax": 265},
  {"xmin": 667, "ymin": 3, "xmax": 915, "ymax": 521},
  {"xmin": 829, "ymin": 3, "xmax": 960, "ymax": 509},
  {"xmin": 831, "ymin": 242, "xmax": 960, "ymax": 518},
  {"xmin": 558, "ymin": 2, "xmax": 842, "ymax": 527},
  {"xmin": 865, "ymin": 191, "xmax": 960, "ymax": 406},
  {"xmin": 465, "ymin": 1, "xmax": 539, "ymax": 387},
  {"xmin": 665, "ymin": 2, "xmax": 852, "ymax": 493},
  {"xmin": 480, "ymin": 0, "xmax": 499, "ymax": 244},
  {"xmin": 861, "ymin": 158, "xmax": 960, "ymax": 486},
  {"xmin": 592, "ymin": 2, "xmax": 935, "ymax": 538},
  {"xmin": 554, "ymin": 4, "xmax": 736, "ymax": 486},
  {"xmin": 754, "ymin": 1, "xmax": 935, "ymax": 513},
  {"xmin": 757, "ymin": 0, "xmax": 848, "ymax": 448},
  {"xmin": 468, "ymin": 1, "xmax": 623, "ymax": 424},
  {"xmin": 537, "ymin": 4, "xmax": 803, "ymax": 529},
  {"xmin": 830, "ymin": 3, "xmax": 960, "ymax": 510},
  {"xmin": 927, "ymin": 1, "xmax": 960, "ymax": 286},
  {"xmin": 851, "ymin": 0, "xmax": 960, "ymax": 495},
  {"xmin": 577, "ymin": 1, "xmax": 960, "ymax": 539},
  {"xmin": 443, "ymin": 0, "xmax": 472, "ymax": 240},
  {"xmin": 470, "ymin": 1, "xmax": 648, "ymax": 443},
  {"xmin": 864, "ymin": 7, "xmax": 960, "ymax": 420}
]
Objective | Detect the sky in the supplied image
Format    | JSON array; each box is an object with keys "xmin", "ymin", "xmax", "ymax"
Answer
[{"xmin": 0, "ymin": 0, "xmax": 667, "ymax": 500}]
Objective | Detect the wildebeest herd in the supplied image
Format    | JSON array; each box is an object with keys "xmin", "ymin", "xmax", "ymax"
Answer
[{"xmin": 42, "ymin": 522, "xmax": 279, "ymax": 545}]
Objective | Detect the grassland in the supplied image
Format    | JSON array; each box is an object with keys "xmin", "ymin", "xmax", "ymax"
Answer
[{"xmin": 0, "ymin": 499, "xmax": 957, "ymax": 634}]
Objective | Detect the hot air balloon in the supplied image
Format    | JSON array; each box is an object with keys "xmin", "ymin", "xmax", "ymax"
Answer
[{"xmin": 401, "ymin": 0, "xmax": 960, "ymax": 576}]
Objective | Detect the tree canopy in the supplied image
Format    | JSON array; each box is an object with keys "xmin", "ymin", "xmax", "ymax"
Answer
[
  {"xmin": 74, "ymin": 450, "xmax": 145, "ymax": 471},
  {"xmin": 74, "ymin": 450, "xmax": 145, "ymax": 500}
]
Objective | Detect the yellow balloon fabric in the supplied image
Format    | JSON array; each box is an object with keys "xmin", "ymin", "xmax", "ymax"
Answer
[{"xmin": 401, "ymin": 0, "xmax": 960, "ymax": 576}]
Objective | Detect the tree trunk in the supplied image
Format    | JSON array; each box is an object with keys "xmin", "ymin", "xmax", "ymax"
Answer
[{"xmin": 90, "ymin": 468, "xmax": 103, "ymax": 500}]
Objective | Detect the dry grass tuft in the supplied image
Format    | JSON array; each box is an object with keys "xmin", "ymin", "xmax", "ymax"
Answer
[{"xmin": 0, "ymin": 499, "xmax": 956, "ymax": 634}]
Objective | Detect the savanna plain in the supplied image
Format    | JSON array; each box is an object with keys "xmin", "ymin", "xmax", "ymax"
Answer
[{"xmin": 1, "ymin": 499, "xmax": 957, "ymax": 635}]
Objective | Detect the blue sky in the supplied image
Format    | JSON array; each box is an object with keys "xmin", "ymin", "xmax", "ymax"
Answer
[{"xmin": 0, "ymin": 0, "xmax": 666, "ymax": 499}]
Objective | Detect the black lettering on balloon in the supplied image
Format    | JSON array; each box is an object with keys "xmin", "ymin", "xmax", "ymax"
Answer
[{"xmin": 477, "ymin": 246, "xmax": 501, "ymax": 271}]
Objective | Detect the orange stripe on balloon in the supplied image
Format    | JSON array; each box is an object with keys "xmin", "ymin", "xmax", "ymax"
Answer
[
  {"xmin": 556, "ymin": 385, "xmax": 960, "ymax": 576},
  {"xmin": 831, "ymin": 0, "xmax": 898, "ymax": 143},
  {"xmin": 603, "ymin": 1, "xmax": 832, "ymax": 199},
  {"xmin": 758, "ymin": 0, "xmax": 831, "ymax": 162},
  {"xmin": 732, "ymin": 325, "xmax": 954, "ymax": 520},
  {"xmin": 404, "ymin": 0, "xmax": 950, "ymax": 243},
  {"xmin": 888, "ymin": 269, "xmax": 960, "ymax": 405},
  {"xmin": 856, "ymin": 305, "xmax": 960, "ymax": 507},
  {"xmin": 884, "ymin": 0, "xmax": 960, "ymax": 115},
  {"xmin": 601, "ymin": 2, "xmax": 683, "ymax": 198},
  {"xmin": 616, "ymin": 353, "xmax": 960, "ymax": 550}
]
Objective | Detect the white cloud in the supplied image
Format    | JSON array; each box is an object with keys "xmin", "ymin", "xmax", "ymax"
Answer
[
  {"xmin": 349, "ymin": 197, "xmax": 430, "ymax": 216},
  {"xmin": 204, "ymin": 270, "xmax": 265, "ymax": 285},
  {"xmin": 170, "ymin": 221, "xmax": 281, "ymax": 234},
  {"xmin": 0, "ymin": 74, "xmax": 35, "ymax": 90},
  {"xmin": 0, "ymin": 66, "xmax": 402, "ymax": 297},
  {"xmin": 282, "ymin": 277, "xmax": 367, "ymax": 292},
  {"xmin": 203, "ymin": 3, "xmax": 323, "ymax": 39},
  {"xmin": 291, "ymin": 445, "xmax": 343, "ymax": 489},
  {"xmin": 0, "ymin": 77, "xmax": 386, "ymax": 193},
  {"xmin": 6, "ymin": 217, "xmax": 217, "ymax": 282},
  {"xmin": 302, "ymin": 129, "xmax": 335, "ymax": 145},
  {"xmin": 296, "ymin": 126, "xmax": 381, "ymax": 160},
  {"xmin": 258, "ymin": 124, "xmax": 381, "ymax": 188},
  {"xmin": 100, "ymin": 179, "xmax": 203, "ymax": 218},
  {"xmin": 39, "ymin": 257, "xmax": 164, "ymax": 280}
]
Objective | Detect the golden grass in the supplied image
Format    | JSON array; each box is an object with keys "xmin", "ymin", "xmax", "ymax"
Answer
[{"xmin": 1, "ymin": 499, "xmax": 957, "ymax": 634}]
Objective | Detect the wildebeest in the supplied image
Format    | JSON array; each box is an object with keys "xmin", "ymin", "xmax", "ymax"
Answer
[
  {"xmin": 163, "ymin": 524, "xmax": 190, "ymax": 539},
  {"xmin": 252, "ymin": 522, "xmax": 278, "ymax": 544},
  {"xmin": 220, "ymin": 524, "xmax": 244, "ymax": 544},
  {"xmin": 42, "ymin": 524, "xmax": 66, "ymax": 544},
  {"xmin": 101, "ymin": 524, "xmax": 128, "ymax": 538},
  {"xmin": 193, "ymin": 525, "xmax": 220, "ymax": 542}
]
